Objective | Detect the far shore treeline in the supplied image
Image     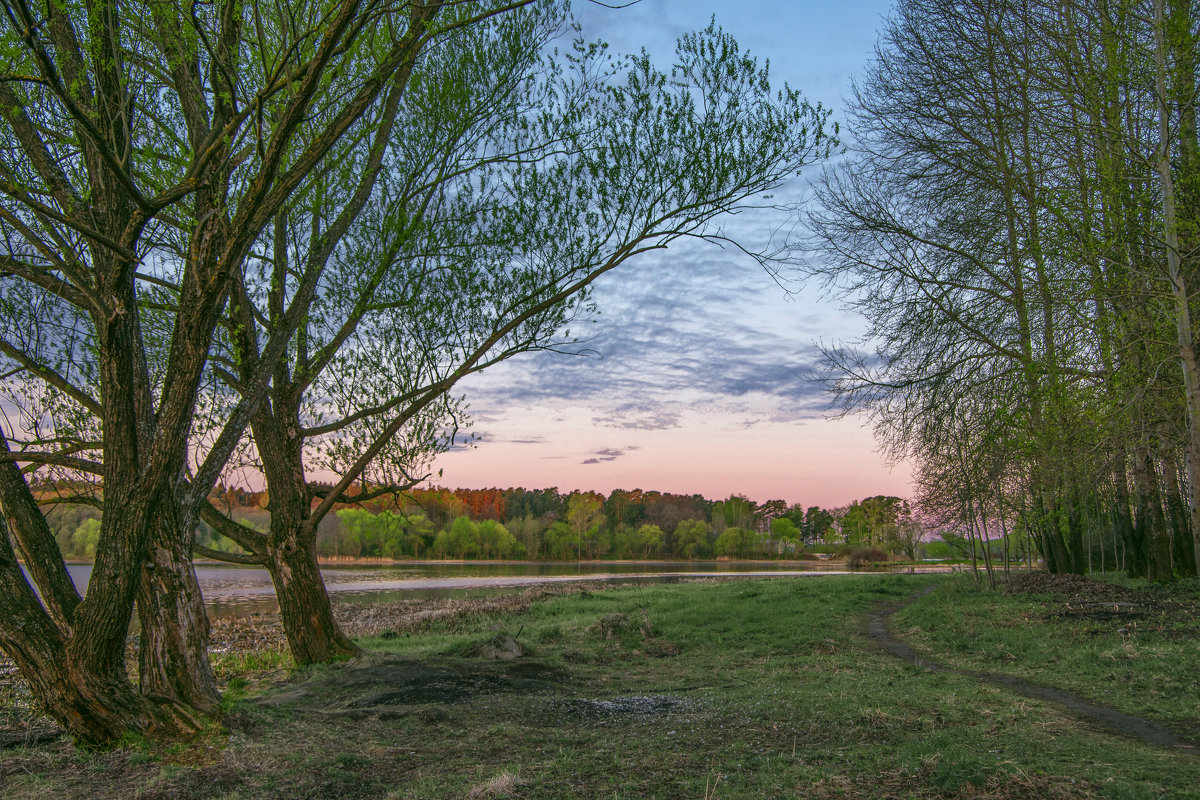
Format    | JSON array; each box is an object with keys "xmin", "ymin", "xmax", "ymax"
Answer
[{"xmin": 42, "ymin": 482, "xmax": 990, "ymax": 563}]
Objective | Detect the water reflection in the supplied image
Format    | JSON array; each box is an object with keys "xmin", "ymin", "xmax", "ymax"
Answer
[{"xmin": 62, "ymin": 560, "xmax": 858, "ymax": 619}]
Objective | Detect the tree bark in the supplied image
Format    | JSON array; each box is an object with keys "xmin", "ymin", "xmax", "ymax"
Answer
[
  {"xmin": 266, "ymin": 529, "xmax": 360, "ymax": 665},
  {"xmin": 0, "ymin": 429, "xmax": 80, "ymax": 630},
  {"xmin": 0, "ymin": 487, "xmax": 192, "ymax": 741},
  {"xmin": 136, "ymin": 506, "xmax": 219, "ymax": 713},
  {"xmin": 1154, "ymin": 0, "xmax": 1200, "ymax": 581},
  {"xmin": 1162, "ymin": 451, "xmax": 1197, "ymax": 576}
]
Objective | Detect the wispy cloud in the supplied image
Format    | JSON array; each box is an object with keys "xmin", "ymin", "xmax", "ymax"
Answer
[
  {"xmin": 581, "ymin": 446, "xmax": 639, "ymax": 465},
  {"xmin": 458, "ymin": 241, "xmax": 838, "ymax": 430},
  {"xmin": 592, "ymin": 402, "xmax": 682, "ymax": 431}
]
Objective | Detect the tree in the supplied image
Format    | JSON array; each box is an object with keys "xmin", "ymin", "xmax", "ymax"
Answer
[
  {"xmin": 802, "ymin": 0, "xmax": 1200, "ymax": 579},
  {"xmin": 713, "ymin": 494, "xmax": 759, "ymax": 534},
  {"xmin": 672, "ymin": 519, "xmax": 711, "ymax": 559},
  {"xmin": 713, "ymin": 526, "xmax": 752, "ymax": 558},
  {"xmin": 770, "ymin": 517, "xmax": 801, "ymax": 555},
  {"xmin": 197, "ymin": 0, "xmax": 578, "ymax": 665},
  {"xmin": 891, "ymin": 504, "xmax": 924, "ymax": 561},
  {"xmin": 194, "ymin": 8, "xmax": 836, "ymax": 665},
  {"xmin": 71, "ymin": 518, "xmax": 101, "ymax": 559},
  {"xmin": 566, "ymin": 492, "xmax": 605, "ymax": 553},
  {"xmin": 635, "ymin": 523, "xmax": 665, "ymax": 558},
  {"xmin": 478, "ymin": 519, "xmax": 521, "ymax": 558},
  {"xmin": 0, "ymin": 0, "xmax": 531, "ymax": 743},
  {"xmin": 802, "ymin": 506, "xmax": 835, "ymax": 546},
  {"xmin": 544, "ymin": 521, "xmax": 580, "ymax": 560}
]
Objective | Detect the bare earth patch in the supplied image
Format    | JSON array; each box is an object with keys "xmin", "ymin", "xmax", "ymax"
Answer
[{"xmin": 1001, "ymin": 572, "xmax": 1143, "ymax": 602}]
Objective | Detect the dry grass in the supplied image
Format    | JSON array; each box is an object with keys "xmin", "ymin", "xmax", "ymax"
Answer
[{"xmin": 467, "ymin": 769, "xmax": 526, "ymax": 798}]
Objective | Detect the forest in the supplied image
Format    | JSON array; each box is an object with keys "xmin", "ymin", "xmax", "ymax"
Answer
[
  {"xmin": 41, "ymin": 481, "xmax": 954, "ymax": 562},
  {"xmin": 213, "ymin": 486, "xmax": 923, "ymax": 561}
]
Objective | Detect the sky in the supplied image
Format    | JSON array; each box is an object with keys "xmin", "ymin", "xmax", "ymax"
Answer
[{"xmin": 428, "ymin": 0, "xmax": 913, "ymax": 509}]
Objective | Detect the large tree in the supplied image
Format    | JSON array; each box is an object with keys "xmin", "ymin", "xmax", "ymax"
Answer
[
  {"xmin": 0, "ymin": 0, "xmax": 534, "ymax": 743},
  {"xmin": 191, "ymin": 14, "xmax": 837, "ymax": 665}
]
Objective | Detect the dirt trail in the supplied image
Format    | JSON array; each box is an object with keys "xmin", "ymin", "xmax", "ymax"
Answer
[{"xmin": 866, "ymin": 584, "xmax": 1200, "ymax": 756}]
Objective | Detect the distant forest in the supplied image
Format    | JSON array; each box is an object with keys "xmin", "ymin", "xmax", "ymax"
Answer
[{"xmin": 40, "ymin": 484, "xmax": 979, "ymax": 562}]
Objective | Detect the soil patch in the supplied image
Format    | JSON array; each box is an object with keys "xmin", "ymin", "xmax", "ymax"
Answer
[
  {"xmin": 1002, "ymin": 572, "xmax": 1200, "ymax": 631},
  {"xmin": 1001, "ymin": 572, "xmax": 1142, "ymax": 602},
  {"xmin": 867, "ymin": 582, "xmax": 1200, "ymax": 756},
  {"xmin": 256, "ymin": 651, "xmax": 567, "ymax": 716}
]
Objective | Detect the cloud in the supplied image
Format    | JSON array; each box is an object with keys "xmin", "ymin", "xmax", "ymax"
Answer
[
  {"xmin": 581, "ymin": 446, "xmax": 639, "ymax": 465},
  {"xmin": 455, "ymin": 240, "xmax": 839, "ymax": 430},
  {"xmin": 592, "ymin": 401, "xmax": 682, "ymax": 431}
]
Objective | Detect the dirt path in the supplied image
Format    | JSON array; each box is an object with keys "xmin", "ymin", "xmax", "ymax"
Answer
[{"xmin": 866, "ymin": 584, "xmax": 1200, "ymax": 756}]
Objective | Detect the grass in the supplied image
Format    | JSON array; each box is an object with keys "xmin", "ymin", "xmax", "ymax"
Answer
[
  {"xmin": 893, "ymin": 572, "xmax": 1200, "ymax": 738},
  {"xmin": 1, "ymin": 573, "xmax": 1197, "ymax": 799}
]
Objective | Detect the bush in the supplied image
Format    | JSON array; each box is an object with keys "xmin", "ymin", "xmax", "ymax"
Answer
[{"xmin": 846, "ymin": 546, "xmax": 890, "ymax": 569}]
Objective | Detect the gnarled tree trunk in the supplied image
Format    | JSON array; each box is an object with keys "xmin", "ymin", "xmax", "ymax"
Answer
[{"xmin": 136, "ymin": 505, "xmax": 219, "ymax": 713}]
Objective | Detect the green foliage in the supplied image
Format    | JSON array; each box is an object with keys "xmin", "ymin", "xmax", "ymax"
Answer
[
  {"xmin": 769, "ymin": 517, "xmax": 801, "ymax": 553},
  {"xmin": 70, "ymin": 519, "xmax": 101, "ymax": 559},
  {"xmin": 838, "ymin": 496, "xmax": 907, "ymax": 547},
  {"xmin": 802, "ymin": 506, "xmax": 835, "ymax": 544},
  {"xmin": 714, "ymin": 526, "xmax": 758, "ymax": 558},
  {"xmin": 331, "ymin": 509, "xmax": 432, "ymax": 559},
  {"xmin": 672, "ymin": 519, "xmax": 711, "ymax": 559},
  {"xmin": 634, "ymin": 523, "xmax": 665, "ymax": 558},
  {"xmin": 543, "ymin": 521, "xmax": 580, "ymax": 560},
  {"xmin": 308, "ymin": 490, "xmax": 928, "ymax": 562},
  {"xmin": 713, "ymin": 494, "xmax": 758, "ymax": 532},
  {"xmin": 478, "ymin": 519, "xmax": 523, "ymax": 559}
]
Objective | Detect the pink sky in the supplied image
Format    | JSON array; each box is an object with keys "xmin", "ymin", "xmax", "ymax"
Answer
[{"xmin": 433, "ymin": 402, "xmax": 913, "ymax": 509}]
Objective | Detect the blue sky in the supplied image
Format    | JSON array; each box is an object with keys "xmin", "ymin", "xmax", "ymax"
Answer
[{"xmin": 430, "ymin": 0, "xmax": 913, "ymax": 508}]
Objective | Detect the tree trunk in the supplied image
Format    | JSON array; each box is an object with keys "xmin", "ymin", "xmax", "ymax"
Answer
[
  {"xmin": 266, "ymin": 528, "xmax": 360, "ymax": 665},
  {"xmin": 1163, "ymin": 451, "xmax": 1197, "ymax": 576},
  {"xmin": 1154, "ymin": 0, "xmax": 1200, "ymax": 581},
  {"xmin": 1066, "ymin": 491, "xmax": 1087, "ymax": 575},
  {"xmin": 208, "ymin": 395, "xmax": 361, "ymax": 666},
  {"xmin": 136, "ymin": 507, "xmax": 219, "ymax": 713},
  {"xmin": 1133, "ymin": 449, "xmax": 1174, "ymax": 581},
  {"xmin": 0, "ymin": 503, "xmax": 188, "ymax": 742},
  {"xmin": 1121, "ymin": 492, "xmax": 1148, "ymax": 580},
  {"xmin": 0, "ymin": 429, "xmax": 80, "ymax": 629},
  {"xmin": 1038, "ymin": 494, "xmax": 1071, "ymax": 574}
]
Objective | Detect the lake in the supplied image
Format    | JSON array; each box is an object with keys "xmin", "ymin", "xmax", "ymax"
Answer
[{"xmin": 62, "ymin": 560, "xmax": 875, "ymax": 618}]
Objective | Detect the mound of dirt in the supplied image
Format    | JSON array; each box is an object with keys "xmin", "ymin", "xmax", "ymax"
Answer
[
  {"xmin": 257, "ymin": 652, "xmax": 565, "ymax": 714},
  {"xmin": 1001, "ymin": 572, "xmax": 1142, "ymax": 603}
]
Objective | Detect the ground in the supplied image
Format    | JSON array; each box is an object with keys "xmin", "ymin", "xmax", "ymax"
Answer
[{"xmin": 1, "ymin": 573, "xmax": 1198, "ymax": 799}]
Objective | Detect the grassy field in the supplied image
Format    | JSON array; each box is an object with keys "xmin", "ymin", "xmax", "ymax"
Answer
[
  {"xmin": 1, "ymin": 573, "xmax": 1197, "ymax": 799},
  {"xmin": 894, "ymin": 572, "xmax": 1200, "ymax": 741}
]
